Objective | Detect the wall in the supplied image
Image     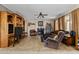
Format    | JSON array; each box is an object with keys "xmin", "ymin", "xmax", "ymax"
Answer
[
  {"xmin": 26, "ymin": 19, "xmax": 53, "ymax": 36},
  {"xmin": 50, "ymin": 19, "xmax": 55, "ymax": 31},
  {"xmin": 25, "ymin": 20, "xmax": 28, "ymax": 32},
  {"xmin": 0, "ymin": 5, "xmax": 12, "ymax": 13}
]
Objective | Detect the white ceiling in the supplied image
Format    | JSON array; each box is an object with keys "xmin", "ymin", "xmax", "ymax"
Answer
[{"xmin": 3, "ymin": 4, "xmax": 77, "ymax": 20}]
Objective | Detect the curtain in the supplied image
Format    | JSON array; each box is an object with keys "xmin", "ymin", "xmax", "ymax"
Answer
[
  {"xmin": 55, "ymin": 19, "xmax": 59, "ymax": 31},
  {"xmin": 71, "ymin": 9, "xmax": 79, "ymax": 48},
  {"xmin": 58, "ymin": 16, "xmax": 65, "ymax": 30}
]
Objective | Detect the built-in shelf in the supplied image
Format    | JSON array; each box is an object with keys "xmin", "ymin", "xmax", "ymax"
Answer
[{"xmin": 0, "ymin": 11, "xmax": 25, "ymax": 48}]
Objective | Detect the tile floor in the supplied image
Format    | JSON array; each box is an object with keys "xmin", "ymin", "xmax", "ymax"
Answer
[{"xmin": 0, "ymin": 36, "xmax": 79, "ymax": 54}]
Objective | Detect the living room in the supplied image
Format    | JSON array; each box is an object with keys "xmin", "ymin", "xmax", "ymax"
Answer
[{"xmin": 0, "ymin": 4, "xmax": 79, "ymax": 53}]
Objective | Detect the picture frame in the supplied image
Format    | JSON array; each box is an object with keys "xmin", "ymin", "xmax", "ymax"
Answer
[{"xmin": 38, "ymin": 21, "xmax": 43, "ymax": 26}]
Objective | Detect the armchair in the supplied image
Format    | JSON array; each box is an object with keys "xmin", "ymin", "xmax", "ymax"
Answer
[{"xmin": 44, "ymin": 31, "xmax": 65, "ymax": 49}]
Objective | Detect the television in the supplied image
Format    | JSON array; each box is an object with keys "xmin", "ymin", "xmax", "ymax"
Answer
[{"xmin": 8, "ymin": 24, "xmax": 14, "ymax": 34}]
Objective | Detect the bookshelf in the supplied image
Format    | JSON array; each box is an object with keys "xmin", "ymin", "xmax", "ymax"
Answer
[{"xmin": 0, "ymin": 11, "xmax": 25, "ymax": 48}]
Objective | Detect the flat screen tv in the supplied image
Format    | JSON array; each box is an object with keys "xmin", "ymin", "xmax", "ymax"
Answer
[{"xmin": 8, "ymin": 24, "xmax": 14, "ymax": 34}]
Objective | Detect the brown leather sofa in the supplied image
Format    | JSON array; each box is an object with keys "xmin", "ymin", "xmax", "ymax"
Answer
[{"xmin": 30, "ymin": 29, "xmax": 37, "ymax": 36}]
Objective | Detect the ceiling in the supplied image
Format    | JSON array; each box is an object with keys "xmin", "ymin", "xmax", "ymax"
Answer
[{"xmin": 3, "ymin": 4, "xmax": 78, "ymax": 20}]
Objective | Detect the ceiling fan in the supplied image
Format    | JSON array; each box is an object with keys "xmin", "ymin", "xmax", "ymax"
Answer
[{"xmin": 34, "ymin": 12, "xmax": 48, "ymax": 18}]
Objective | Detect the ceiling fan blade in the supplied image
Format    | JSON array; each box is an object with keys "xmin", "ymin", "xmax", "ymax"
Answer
[
  {"xmin": 34, "ymin": 14, "xmax": 38, "ymax": 16},
  {"xmin": 42, "ymin": 15, "xmax": 44, "ymax": 18},
  {"xmin": 37, "ymin": 15, "xmax": 44, "ymax": 18},
  {"xmin": 43, "ymin": 14, "xmax": 48, "ymax": 16},
  {"xmin": 37, "ymin": 16, "xmax": 40, "ymax": 18}
]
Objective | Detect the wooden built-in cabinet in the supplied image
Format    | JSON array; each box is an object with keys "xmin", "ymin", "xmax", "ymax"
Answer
[
  {"xmin": 0, "ymin": 11, "xmax": 8, "ymax": 48},
  {"xmin": 0, "ymin": 11, "xmax": 25, "ymax": 48}
]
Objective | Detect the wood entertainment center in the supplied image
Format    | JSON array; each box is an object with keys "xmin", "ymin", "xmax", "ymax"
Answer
[{"xmin": 0, "ymin": 11, "xmax": 25, "ymax": 48}]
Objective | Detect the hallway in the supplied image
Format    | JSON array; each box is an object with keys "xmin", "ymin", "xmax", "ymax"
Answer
[{"xmin": 0, "ymin": 36, "xmax": 78, "ymax": 54}]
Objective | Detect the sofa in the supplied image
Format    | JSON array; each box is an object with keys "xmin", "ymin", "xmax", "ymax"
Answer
[{"xmin": 30, "ymin": 29, "xmax": 37, "ymax": 36}]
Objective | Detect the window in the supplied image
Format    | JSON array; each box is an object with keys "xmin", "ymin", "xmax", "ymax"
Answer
[
  {"xmin": 64, "ymin": 13, "xmax": 72, "ymax": 32},
  {"xmin": 55, "ymin": 19, "xmax": 59, "ymax": 30},
  {"xmin": 60, "ymin": 18, "xmax": 63, "ymax": 30}
]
